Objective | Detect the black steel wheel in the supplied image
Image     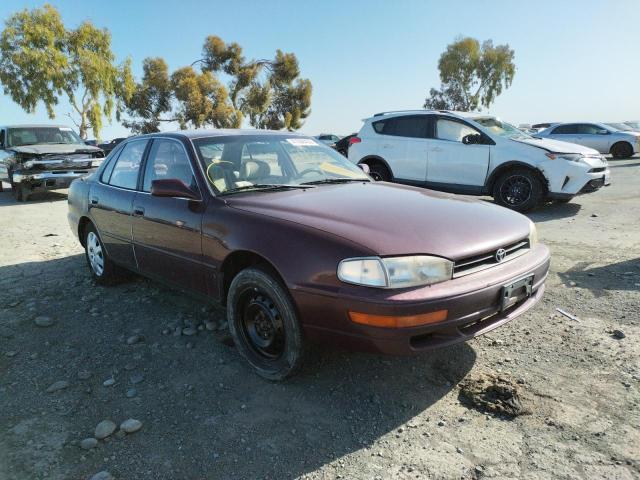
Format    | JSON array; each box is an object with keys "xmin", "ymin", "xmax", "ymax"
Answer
[
  {"xmin": 493, "ymin": 168, "xmax": 544, "ymax": 212},
  {"xmin": 227, "ymin": 267, "xmax": 304, "ymax": 381}
]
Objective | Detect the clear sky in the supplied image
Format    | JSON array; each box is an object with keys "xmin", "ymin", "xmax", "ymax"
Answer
[{"xmin": 0, "ymin": 0, "xmax": 637, "ymax": 140}]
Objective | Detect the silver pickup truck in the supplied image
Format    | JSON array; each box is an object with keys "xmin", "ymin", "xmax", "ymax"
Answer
[{"xmin": 0, "ymin": 124, "xmax": 105, "ymax": 201}]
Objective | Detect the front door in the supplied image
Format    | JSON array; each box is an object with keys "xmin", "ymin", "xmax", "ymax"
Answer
[
  {"xmin": 576, "ymin": 124, "xmax": 611, "ymax": 153},
  {"xmin": 132, "ymin": 138, "xmax": 206, "ymax": 294},
  {"xmin": 427, "ymin": 117, "xmax": 490, "ymax": 189},
  {"xmin": 89, "ymin": 139, "xmax": 149, "ymax": 269}
]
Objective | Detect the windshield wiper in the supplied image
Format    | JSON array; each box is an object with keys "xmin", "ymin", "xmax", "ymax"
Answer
[
  {"xmin": 220, "ymin": 183, "xmax": 315, "ymax": 195},
  {"xmin": 300, "ymin": 178, "xmax": 369, "ymax": 185}
]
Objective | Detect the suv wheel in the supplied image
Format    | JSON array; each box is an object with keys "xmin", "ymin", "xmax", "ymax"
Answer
[
  {"xmin": 492, "ymin": 168, "xmax": 544, "ymax": 212},
  {"xmin": 227, "ymin": 267, "xmax": 304, "ymax": 381},
  {"xmin": 84, "ymin": 224, "xmax": 121, "ymax": 285},
  {"xmin": 610, "ymin": 142, "xmax": 633, "ymax": 159},
  {"xmin": 365, "ymin": 162, "xmax": 391, "ymax": 182}
]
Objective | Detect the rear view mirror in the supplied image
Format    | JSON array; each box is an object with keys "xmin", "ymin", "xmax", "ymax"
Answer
[
  {"xmin": 462, "ymin": 133, "xmax": 483, "ymax": 145},
  {"xmin": 359, "ymin": 163, "xmax": 371, "ymax": 174},
  {"xmin": 151, "ymin": 179, "xmax": 200, "ymax": 200}
]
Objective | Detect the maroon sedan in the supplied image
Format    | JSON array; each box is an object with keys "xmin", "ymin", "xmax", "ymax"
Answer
[{"xmin": 68, "ymin": 130, "xmax": 550, "ymax": 380}]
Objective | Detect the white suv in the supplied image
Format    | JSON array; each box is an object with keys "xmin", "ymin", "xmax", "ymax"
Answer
[{"xmin": 348, "ymin": 110, "xmax": 611, "ymax": 211}]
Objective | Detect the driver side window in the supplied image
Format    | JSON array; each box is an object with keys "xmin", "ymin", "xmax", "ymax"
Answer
[
  {"xmin": 143, "ymin": 139, "xmax": 196, "ymax": 192},
  {"xmin": 436, "ymin": 119, "xmax": 479, "ymax": 143}
]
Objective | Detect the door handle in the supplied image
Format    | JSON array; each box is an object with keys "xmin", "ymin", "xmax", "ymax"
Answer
[
  {"xmin": 382, "ymin": 144, "xmax": 393, "ymax": 149},
  {"xmin": 430, "ymin": 147, "xmax": 443, "ymax": 152},
  {"xmin": 133, "ymin": 206, "xmax": 145, "ymax": 217},
  {"xmin": 90, "ymin": 197, "xmax": 98, "ymax": 205}
]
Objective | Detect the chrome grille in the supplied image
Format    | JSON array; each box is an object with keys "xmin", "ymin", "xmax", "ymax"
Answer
[{"xmin": 453, "ymin": 239, "xmax": 530, "ymax": 278}]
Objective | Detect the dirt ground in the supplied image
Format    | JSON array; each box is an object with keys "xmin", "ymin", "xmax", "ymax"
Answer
[{"xmin": 0, "ymin": 158, "xmax": 638, "ymax": 480}]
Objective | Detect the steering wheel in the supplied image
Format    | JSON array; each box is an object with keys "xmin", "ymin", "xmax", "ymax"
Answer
[{"xmin": 298, "ymin": 167, "xmax": 325, "ymax": 178}]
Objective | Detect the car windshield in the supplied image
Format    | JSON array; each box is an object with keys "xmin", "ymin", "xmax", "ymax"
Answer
[
  {"xmin": 473, "ymin": 117, "xmax": 533, "ymax": 139},
  {"xmin": 605, "ymin": 123, "xmax": 633, "ymax": 131},
  {"xmin": 193, "ymin": 134, "xmax": 370, "ymax": 194},
  {"xmin": 7, "ymin": 127, "xmax": 83, "ymax": 147},
  {"xmin": 625, "ymin": 121, "xmax": 640, "ymax": 130}
]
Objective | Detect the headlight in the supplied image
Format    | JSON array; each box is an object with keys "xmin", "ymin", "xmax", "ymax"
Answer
[
  {"xmin": 545, "ymin": 152, "xmax": 584, "ymax": 163},
  {"xmin": 338, "ymin": 255, "xmax": 453, "ymax": 288},
  {"xmin": 23, "ymin": 160, "xmax": 35, "ymax": 169},
  {"xmin": 529, "ymin": 221, "xmax": 538, "ymax": 247}
]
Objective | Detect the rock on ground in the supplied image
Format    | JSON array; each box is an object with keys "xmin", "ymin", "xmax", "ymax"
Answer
[
  {"xmin": 94, "ymin": 420, "xmax": 117, "ymax": 440},
  {"xmin": 120, "ymin": 418, "xmax": 143, "ymax": 434}
]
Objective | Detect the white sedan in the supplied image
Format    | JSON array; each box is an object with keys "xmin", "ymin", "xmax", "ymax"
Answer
[{"xmin": 536, "ymin": 122, "xmax": 639, "ymax": 159}]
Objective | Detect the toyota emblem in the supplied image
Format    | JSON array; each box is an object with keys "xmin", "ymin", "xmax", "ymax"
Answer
[{"xmin": 495, "ymin": 248, "xmax": 507, "ymax": 262}]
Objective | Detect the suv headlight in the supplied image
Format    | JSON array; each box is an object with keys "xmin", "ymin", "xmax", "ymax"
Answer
[
  {"xmin": 529, "ymin": 220, "xmax": 538, "ymax": 247},
  {"xmin": 338, "ymin": 255, "xmax": 453, "ymax": 288},
  {"xmin": 545, "ymin": 152, "xmax": 584, "ymax": 163}
]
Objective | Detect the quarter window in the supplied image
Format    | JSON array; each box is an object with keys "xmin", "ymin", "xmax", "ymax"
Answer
[
  {"xmin": 142, "ymin": 139, "xmax": 196, "ymax": 192},
  {"xmin": 436, "ymin": 119, "xmax": 479, "ymax": 142},
  {"xmin": 107, "ymin": 139, "xmax": 149, "ymax": 190}
]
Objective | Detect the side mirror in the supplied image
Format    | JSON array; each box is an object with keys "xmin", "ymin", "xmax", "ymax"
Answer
[
  {"xmin": 596, "ymin": 129, "xmax": 609, "ymax": 135},
  {"xmin": 462, "ymin": 133, "xmax": 482, "ymax": 145},
  {"xmin": 151, "ymin": 179, "xmax": 200, "ymax": 200},
  {"xmin": 358, "ymin": 163, "xmax": 371, "ymax": 174}
]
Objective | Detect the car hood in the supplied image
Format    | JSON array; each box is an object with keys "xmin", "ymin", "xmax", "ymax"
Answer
[
  {"xmin": 10, "ymin": 143, "xmax": 102, "ymax": 156},
  {"xmin": 514, "ymin": 137, "xmax": 600, "ymax": 155},
  {"xmin": 225, "ymin": 182, "xmax": 531, "ymax": 260}
]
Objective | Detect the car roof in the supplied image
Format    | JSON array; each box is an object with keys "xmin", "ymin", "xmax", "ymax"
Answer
[
  {"xmin": 135, "ymin": 128, "xmax": 307, "ymax": 140},
  {"xmin": 0, "ymin": 124, "xmax": 74, "ymax": 129},
  {"xmin": 363, "ymin": 110, "xmax": 486, "ymax": 122}
]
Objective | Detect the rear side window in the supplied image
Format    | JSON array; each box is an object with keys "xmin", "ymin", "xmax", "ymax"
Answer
[
  {"xmin": 106, "ymin": 139, "xmax": 149, "ymax": 190},
  {"xmin": 372, "ymin": 116, "xmax": 429, "ymax": 138},
  {"xmin": 576, "ymin": 124, "xmax": 602, "ymax": 135},
  {"xmin": 552, "ymin": 124, "xmax": 578, "ymax": 134},
  {"xmin": 436, "ymin": 119, "xmax": 479, "ymax": 142}
]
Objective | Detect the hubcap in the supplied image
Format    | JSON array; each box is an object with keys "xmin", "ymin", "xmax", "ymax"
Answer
[
  {"xmin": 87, "ymin": 231, "xmax": 104, "ymax": 276},
  {"xmin": 500, "ymin": 175, "xmax": 532, "ymax": 206},
  {"xmin": 239, "ymin": 290, "xmax": 285, "ymax": 359}
]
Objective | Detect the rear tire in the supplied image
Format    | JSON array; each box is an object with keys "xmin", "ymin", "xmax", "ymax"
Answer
[
  {"xmin": 227, "ymin": 267, "xmax": 304, "ymax": 381},
  {"xmin": 365, "ymin": 161, "xmax": 391, "ymax": 182},
  {"xmin": 84, "ymin": 223, "xmax": 121, "ymax": 285},
  {"xmin": 492, "ymin": 168, "xmax": 545, "ymax": 212},
  {"xmin": 610, "ymin": 142, "xmax": 633, "ymax": 159}
]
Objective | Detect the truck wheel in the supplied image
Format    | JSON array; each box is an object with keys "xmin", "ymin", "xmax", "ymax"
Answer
[
  {"xmin": 227, "ymin": 267, "xmax": 304, "ymax": 381},
  {"xmin": 492, "ymin": 168, "xmax": 544, "ymax": 212},
  {"xmin": 13, "ymin": 182, "xmax": 29, "ymax": 202}
]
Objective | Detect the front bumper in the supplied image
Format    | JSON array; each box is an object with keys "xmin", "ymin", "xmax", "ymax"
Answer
[
  {"xmin": 544, "ymin": 159, "xmax": 610, "ymax": 198},
  {"xmin": 294, "ymin": 244, "xmax": 550, "ymax": 355},
  {"xmin": 12, "ymin": 169, "xmax": 96, "ymax": 191}
]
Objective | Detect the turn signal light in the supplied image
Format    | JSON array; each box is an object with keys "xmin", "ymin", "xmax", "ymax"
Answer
[{"xmin": 348, "ymin": 310, "xmax": 448, "ymax": 328}]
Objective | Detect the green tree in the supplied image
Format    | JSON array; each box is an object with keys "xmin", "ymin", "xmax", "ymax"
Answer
[
  {"xmin": 0, "ymin": 4, "xmax": 133, "ymax": 139},
  {"xmin": 200, "ymin": 36, "xmax": 312, "ymax": 130},
  {"xmin": 424, "ymin": 37, "xmax": 515, "ymax": 111}
]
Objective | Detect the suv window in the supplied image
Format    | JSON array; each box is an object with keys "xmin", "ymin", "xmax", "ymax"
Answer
[
  {"xmin": 436, "ymin": 118, "xmax": 479, "ymax": 142},
  {"xmin": 143, "ymin": 139, "xmax": 196, "ymax": 192},
  {"xmin": 551, "ymin": 124, "xmax": 578, "ymax": 134},
  {"xmin": 107, "ymin": 139, "xmax": 149, "ymax": 189},
  {"xmin": 373, "ymin": 116, "xmax": 429, "ymax": 138}
]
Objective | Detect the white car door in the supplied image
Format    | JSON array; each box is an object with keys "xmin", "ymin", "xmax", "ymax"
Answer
[
  {"xmin": 374, "ymin": 115, "xmax": 429, "ymax": 182},
  {"xmin": 427, "ymin": 118, "xmax": 490, "ymax": 188},
  {"xmin": 577, "ymin": 124, "xmax": 610, "ymax": 153}
]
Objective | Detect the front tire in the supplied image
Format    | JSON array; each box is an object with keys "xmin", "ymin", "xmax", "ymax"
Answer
[
  {"xmin": 227, "ymin": 267, "xmax": 304, "ymax": 381},
  {"xmin": 610, "ymin": 142, "xmax": 633, "ymax": 159},
  {"xmin": 84, "ymin": 224, "xmax": 120, "ymax": 285},
  {"xmin": 492, "ymin": 168, "xmax": 544, "ymax": 212}
]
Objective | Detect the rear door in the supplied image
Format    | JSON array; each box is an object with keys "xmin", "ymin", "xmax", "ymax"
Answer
[
  {"xmin": 132, "ymin": 138, "xmax": 206, "ymax": 294},
  {"xmin": 89, "ymin": 139, "xmax": 150, "ymax": 269},
  {"xmin": 426, "ymin": 117, "xmax": 490, "ymax": 189},
  {"xmin": 373, "ymin": 115, "xmax": 430, "ymax": 181}
]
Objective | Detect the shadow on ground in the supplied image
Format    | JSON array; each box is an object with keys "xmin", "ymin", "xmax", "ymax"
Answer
[
  {"xmin": 558, "ymin": 257, "xmax": 640, "ymax": 294},
  {"xmin": 0, "ymin": 188, "xmax": 67, "ymax": 206},
  {"xmin": 526, "ymin": 201, "xmax": 582, "ymax": 223},
  {"xmin": 0, "ymin": 255, "xmax": 477, "ymax": 479}
]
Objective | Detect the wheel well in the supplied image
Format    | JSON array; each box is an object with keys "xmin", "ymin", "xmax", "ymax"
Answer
[
  {"xmin": 486, "ymin": 163, "xmax": 548, "ymax": 194},
  {"xmin": 358, "ymin": 156, "xmax": 393, "ymax": 179},
  {"xmin": 610, "ymin": 141, "xmax": 632, "ymax": 154},
  {"xmin": 78, "ymin": 216, "xmax": 92, "ymax": 247},
  {"xmin": 219, "ymin": 250, "xmax": 285, "ymax": 306}
]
